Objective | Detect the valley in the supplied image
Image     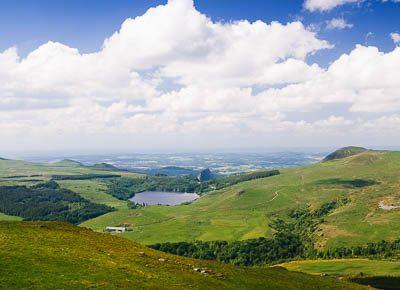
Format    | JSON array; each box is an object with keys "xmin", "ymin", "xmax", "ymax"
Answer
[
  {"xmin": 83, "ymin": 149, "xmax": 400, "ymax": 249},
  {"xmin": 1, "ymin": 148, "xmax": 400, "ymax": 289}
]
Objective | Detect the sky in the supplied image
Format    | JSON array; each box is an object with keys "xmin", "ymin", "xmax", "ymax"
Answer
[{"xmin": 0, "ymin": 0, "xmax": 399, "ymax": 153}]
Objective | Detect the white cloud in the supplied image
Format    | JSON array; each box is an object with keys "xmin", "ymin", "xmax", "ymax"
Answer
[
  {"xmin": 305, "ymin": 0, "xmax": 400, "ymax": 12},
  {"xmin": 0, "ymin": 0, "xmax": 400, "ymax": 151},
  {"xmin": 304, "ymin": 0, "xmax": 361, "ymax": 12},
  {"xmin": 391, "ymin": 32, "xmax": 400, "ymax": 44},
  {"xmin": 326, "ymin": 18, "xmax": 353, "ymax": 30}
]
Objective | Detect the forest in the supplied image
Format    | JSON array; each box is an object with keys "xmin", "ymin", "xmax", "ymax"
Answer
[{"xmin": 0, "ymin": 181, "xmax": 113, "ymax": 224}]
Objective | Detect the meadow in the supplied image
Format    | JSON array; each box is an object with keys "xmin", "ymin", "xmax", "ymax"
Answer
[
  {"xmin": 0, "ymin": 221, "xmax": 365, "ymax": 290},
  {"xmin": 279, "ymin": 259, "xmax": 400, "ymax": 277},
  {"xmin": 278, "ymin": 259, "xmax": 400, "ymax": 289}
]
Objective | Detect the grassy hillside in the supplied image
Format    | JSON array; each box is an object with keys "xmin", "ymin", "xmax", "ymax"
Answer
[
  {"xmin": 57, "ymin": 179, "xmax": 127, "ymax": 209},
  {"xmin": 83, "ymin": 150, "xmax": 400, "ymax": 248},
  {"xmin": 279, "ymin": 259, "xmax": 400, "ymax": 289},
  {"xmin": 0, "ymin": 221, "xmax": 365, "ymax": 290}
]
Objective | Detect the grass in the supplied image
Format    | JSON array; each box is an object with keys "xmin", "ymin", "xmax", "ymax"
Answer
[
  {"xmin": 278, "ymin": 259, "xmax": 400, "ymax": 289},
  {"xmin": 57, "ymin": 180, "xmax": 127, "ymax": 209},
  {"xmin": 0, "ymin": 212, "xmax": 22, "ymax": 221},
  {"xmin": 83, "ymin": 150, "xmax": 400, "ymax": 247},
  {"xmin": 0, "ymin": 221, "xmax": 366, "ymax": 290},
  {"xmin": 0, "ymin": 158, "xmax": 141, "ymax": 182},
  {"xmin": 278, "ymin": 259, "xmax": 400, "ymax": 277}
]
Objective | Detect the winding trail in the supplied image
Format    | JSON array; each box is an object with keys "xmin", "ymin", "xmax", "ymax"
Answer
[
  {"xmin": 267, "ymin": 191, "xmax": 279, "ymax": 203},
  {"xmin": 252, "ymin": 190, "xmax": 280, "ymax": 209}
]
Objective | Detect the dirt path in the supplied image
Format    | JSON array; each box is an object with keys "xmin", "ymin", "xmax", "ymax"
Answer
[
  {"xmin": 253, "ymin": 190, "xmax": 279, "ymax": 209},
  {"xmin": 267, "ymin": 191, "xmax": 279, "ymax": 203}
]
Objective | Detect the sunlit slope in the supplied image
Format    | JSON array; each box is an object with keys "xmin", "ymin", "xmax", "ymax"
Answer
[
  {"xmin": 279, "ymin": 259, "xmax": 400, "ymax": 277},
  {"xmin": 278, "ymin": 259, "xmax": 400, "ymax": 289},
  {"xmin": 83, "ymin": 150, "xmax": 400, "ymax": 247},
  {"xmin": 0, "ymin": 212, "xmax": 22, "ymax": 221},
  {"xmin": 0, "ymin": 222, "xmax": 364, "ymax": 290}
]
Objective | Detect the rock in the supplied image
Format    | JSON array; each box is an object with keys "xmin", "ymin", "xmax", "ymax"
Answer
[
  {"xmin": 197, "ymin": 168, "xmax": 213, "ymax": 181},
  {"xmin": 158, "ymin": 258, "xmax": 165, "ymax": 262}
]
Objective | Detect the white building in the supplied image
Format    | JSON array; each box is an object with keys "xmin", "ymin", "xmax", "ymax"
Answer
[{"xmin": 105, "ymin": 226, "xmax": 126, "ymax": 233}]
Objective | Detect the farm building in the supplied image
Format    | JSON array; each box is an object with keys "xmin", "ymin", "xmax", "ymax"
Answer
[{"xmin": 105, "ymin": 226, "xmax": 126, "ymax": 233}]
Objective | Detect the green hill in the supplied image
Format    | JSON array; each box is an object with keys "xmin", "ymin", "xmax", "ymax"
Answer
[
  {"xmin": 88, "ymin": 162, "xmax": 124, "ymax": 171},
  {"xmin": 54, "ymin": 159, "xmax": 84, "ymax": 166},
  {"xmin": 322, "ymin": 146, "xmax": 367, "ymax": 162},
  {"xmin": 0, "ymin": 221, "xmax": 364, "ymax": 289},
  {"xmin": 83, "ymin": 150, "xmax": 400, "ymax": 249}
]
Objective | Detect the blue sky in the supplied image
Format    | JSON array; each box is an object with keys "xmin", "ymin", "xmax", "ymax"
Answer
[
  {"xmin": 1, "ymin": 0, "xmax": 398, "ymax": 64},
  {"xmin": 0, "ymin": 0, "xmax": 399, "ymax": 152}
]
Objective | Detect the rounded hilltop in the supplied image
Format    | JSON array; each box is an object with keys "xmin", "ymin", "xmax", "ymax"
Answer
[{"xmin": 322, "ymin": 146, "xmax": 368, "ymax": 162}]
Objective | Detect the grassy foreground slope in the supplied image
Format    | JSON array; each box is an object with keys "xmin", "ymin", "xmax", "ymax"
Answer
[
  {"xmin": 83, "ymin": 150, "xmax": 400, "ymax": 247},
  {"xmin": 0, "ymin": 222, "xmax": 364, "ymax": 290}
]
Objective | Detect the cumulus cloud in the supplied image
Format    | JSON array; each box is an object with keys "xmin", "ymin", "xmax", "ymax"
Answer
[
  {"xmin": 304, "ymin": 0, "xmax": 361, "ymax": 12},
  {"xmin": 0, "ymin": 0, "xmax": 399, "ymax": 150},
  {"xmin": 326, "ymin": 18, "xmax": 353, "ymax": 30}
]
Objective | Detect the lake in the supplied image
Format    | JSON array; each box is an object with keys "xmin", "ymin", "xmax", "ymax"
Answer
[{"xmin": 130, "ymin": 191, "xmax": 199, "ymax": 206}]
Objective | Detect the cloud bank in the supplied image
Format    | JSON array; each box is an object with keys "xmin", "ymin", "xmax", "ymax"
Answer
[{"xmin": 0, "ymin": 0, "xmax": 399, "ymax": 150}]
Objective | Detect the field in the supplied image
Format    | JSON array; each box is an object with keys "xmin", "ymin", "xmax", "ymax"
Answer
[
  {"xmin": 82, "ymin": 150, "xmax": 400, "ymax": 247},
  {"xmin": 0, "ymin": 158, "xmax": 142, "ymax": 183},
  {"xmin": 279, "ymin": 259, "xmax": 400, "ymax": 277},
  {"xmin": 0, "ymin": 221, "xmax": 365, "ymax": 290},
  {"xmin": 279, "ymin": 259, "xmax": 400, "ymax": 289},
  {"xmin": 0, "ymin": 212, "xmax": 22, "ymax": 221},
  {"xmin": 57, "ymin": 179, "xmax": 127, "ymax": 209}
]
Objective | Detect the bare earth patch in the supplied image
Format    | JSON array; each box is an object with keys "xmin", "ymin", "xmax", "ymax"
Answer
[
  {"xmin": 379, "ymin": 201, "xmax": 400, "ymax": 211},
  {"xmin": 316, "ymin": 224, "xmax": 356, "ymax": 249}
]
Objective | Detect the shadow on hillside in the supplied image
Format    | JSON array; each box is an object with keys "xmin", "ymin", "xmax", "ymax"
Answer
[
  {"xmin": 315, "ymin": 178, "xmax": 379, "ymax": 188},
  {"xmin": 351, "ymin": 276, "xmax": 400, "ymax": 290}
]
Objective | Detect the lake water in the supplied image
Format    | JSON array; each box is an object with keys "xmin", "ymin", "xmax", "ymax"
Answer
[{"xmin": 130, "ymin": 191, "xmax": 199, "ymax": 206}]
